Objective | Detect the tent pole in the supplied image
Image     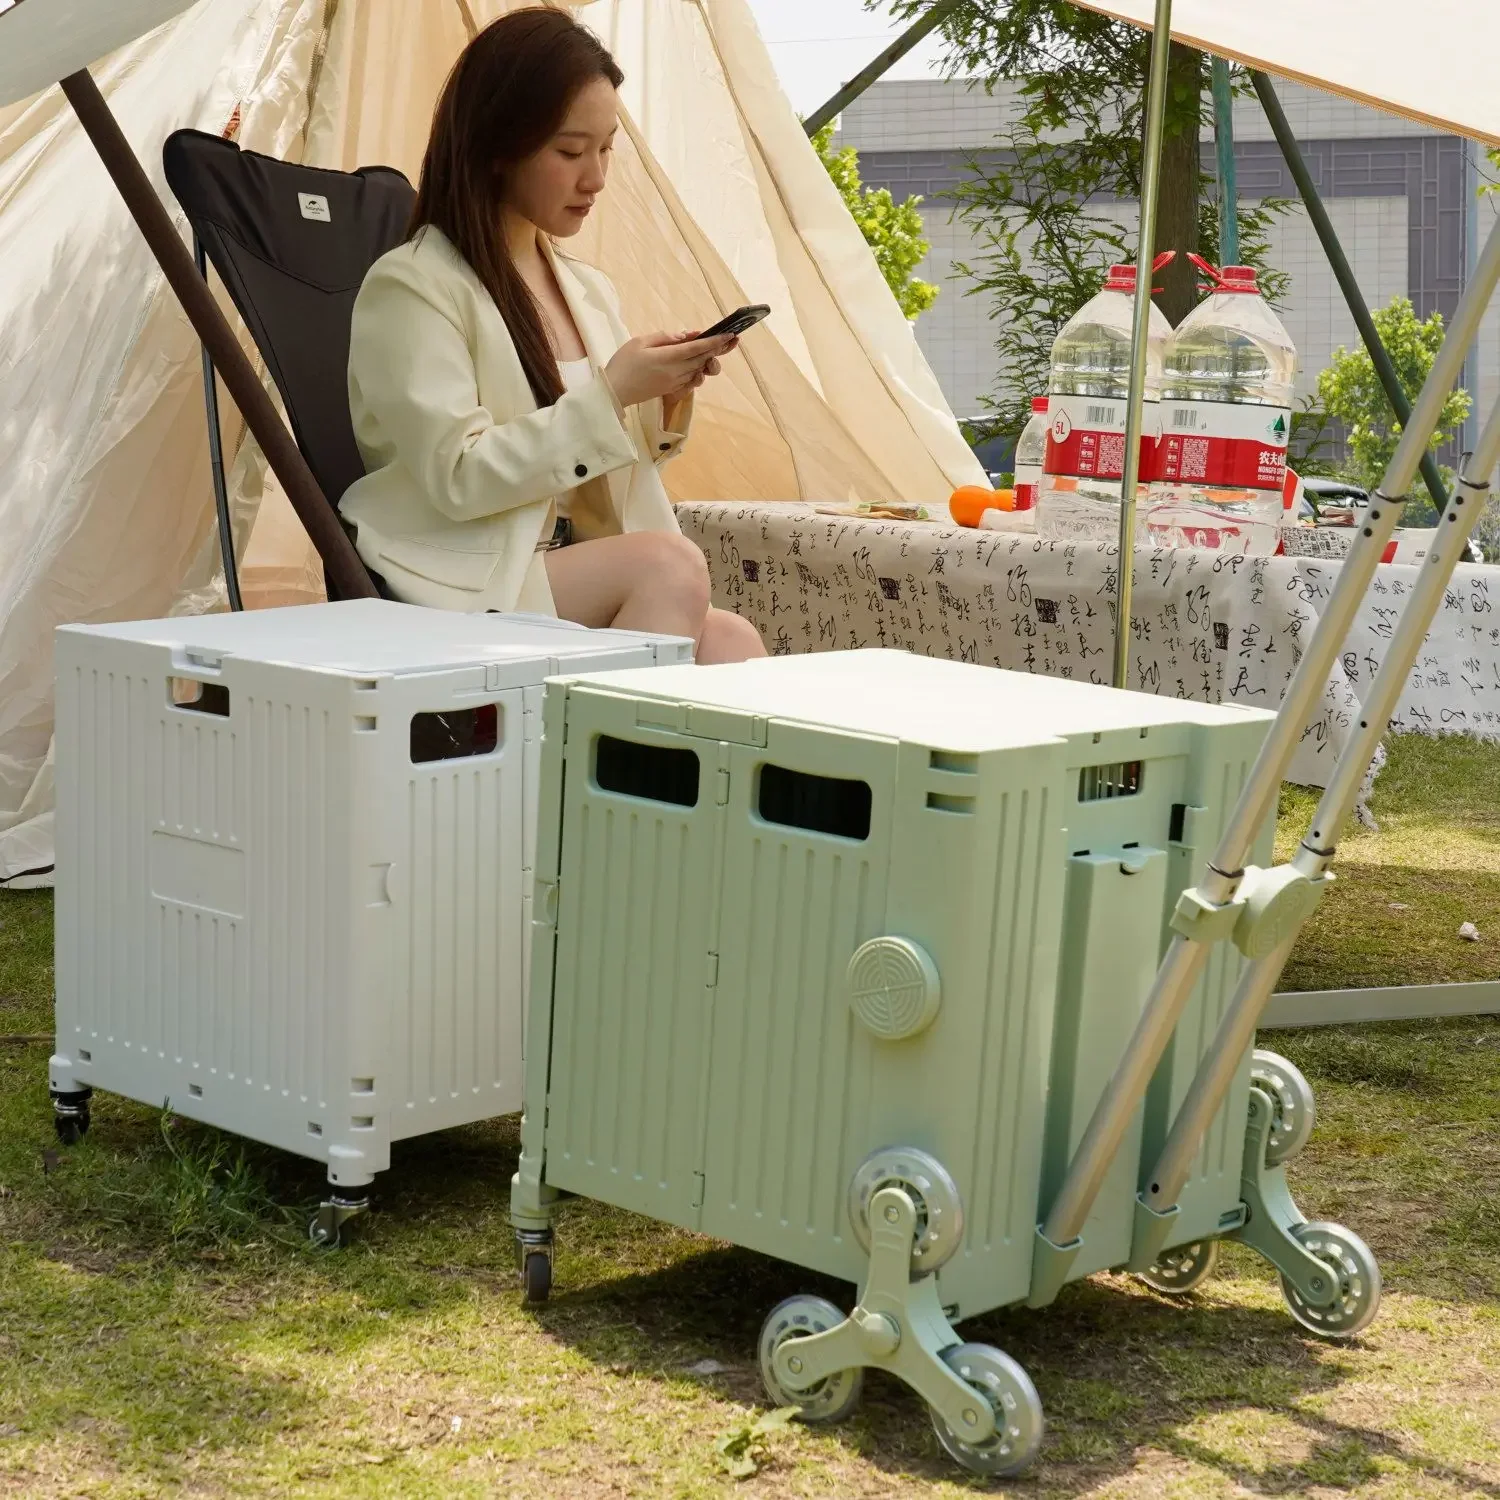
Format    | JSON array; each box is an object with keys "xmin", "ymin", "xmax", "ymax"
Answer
[
  {"xmin": 1251, "ymin": 70, "xmax": 1450, "ymax": 515},
  {"xmin": 1211, "ymin": 58, "xmax": 1239, "ymax": 264},
  {"xmin": 802, "ymin": 0, "xmax": 959, "ymax": 138},
  {"xmin": 1113, "ymin": 0, "xmax": 1173, "ymax": 690},
  {"xmin": 1462, "ymin": 136, "xmax": 1481, "ymax": 463},
  {"xmin": 58, "ymin": 67, "xmax": 376, "ymax": 602}
]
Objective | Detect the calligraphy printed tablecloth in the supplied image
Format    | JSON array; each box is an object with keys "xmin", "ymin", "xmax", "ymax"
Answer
[{"xmin": 678, "ymin": 503, "xmax": 1500, "ymax": 788}]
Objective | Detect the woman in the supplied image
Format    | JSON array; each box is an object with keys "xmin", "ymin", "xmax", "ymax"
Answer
[{"xmin": 342, "ymin": 10, "xmax": 766, "ymax": 664}]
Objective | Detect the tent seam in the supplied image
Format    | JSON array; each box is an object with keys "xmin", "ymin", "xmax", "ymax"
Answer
[{"xmin": 685, "ymin": 0, "xmax": 942, "ymax": 481}]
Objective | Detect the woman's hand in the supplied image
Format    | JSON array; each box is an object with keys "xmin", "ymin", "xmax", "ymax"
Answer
[
  {"xmin": 664, "ymin": 331, "xmax": 740, "ymax": 400},
  {"xmin": 604, "ymin": 331, "xmax": 735, "ymax": 409}
]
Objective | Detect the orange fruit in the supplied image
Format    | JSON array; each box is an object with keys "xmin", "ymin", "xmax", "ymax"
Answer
[{"xmin": 949, "ymin": 485, "xmax": 994, "ymax": 527}]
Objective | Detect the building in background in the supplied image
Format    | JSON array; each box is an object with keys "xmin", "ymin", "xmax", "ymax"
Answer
[{"xmin": 839, "ymin": 76, "xmax": 1499, "ymax": 474}]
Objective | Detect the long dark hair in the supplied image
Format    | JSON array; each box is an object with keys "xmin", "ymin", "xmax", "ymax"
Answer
[{"xmin": 410, "ymin": 10, "xmax": 624, "ymax": 407}]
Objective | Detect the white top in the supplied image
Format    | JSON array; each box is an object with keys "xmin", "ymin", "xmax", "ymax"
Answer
[
  {"xmin": 559, "ymin": 649, "xmax": 1277, "ymax": 751},
  {"xmin": 55, "ymin": 598, "xmax": 688, "ymax": 680}
]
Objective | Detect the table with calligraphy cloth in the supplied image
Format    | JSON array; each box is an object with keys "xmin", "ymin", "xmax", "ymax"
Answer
[{"xmin": 678, "ymin": 503, "xmax": 1500, "ymax": 789}]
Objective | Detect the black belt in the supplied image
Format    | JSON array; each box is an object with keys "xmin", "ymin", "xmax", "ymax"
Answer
[{"xmin": 538, "ymin": 516, "xmax": 574, "ymax": 551}]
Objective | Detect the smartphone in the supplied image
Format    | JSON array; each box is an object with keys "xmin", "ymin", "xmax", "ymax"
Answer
[{"xmin": 698, "ymin": 303, "xmax": 770, "ymax": 341}]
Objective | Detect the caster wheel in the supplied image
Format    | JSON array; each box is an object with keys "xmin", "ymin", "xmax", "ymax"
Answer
[
  {"xmin": 929, "ymin": 1342, "xmax": 1044, "ymax": 1477},
  {"xmin": 758, "ymin": 1295, "xmax": 863, "ymax": 1424},
  {"xmin": 308, "ymin": 1212, "xmax": 342, "ymax": 1249},
  {"xmin": 308, "ymin": 1190, "xmax": 369, "ymax": 1250},
  {"xmin": 1250, "ymin": 1050, "xmax": 1316, "ymax": 1165},
  {"xmin": 1139, "ymin": 1238, "xmax": 1219, "ymax": 1295},
  {"xmin": 1280, "ymin": 1221, "xmax": 1382, "ymax": 1339},
  {"xmin": 53, "ymin": 1109, "xmax": 90, "ymax": 1146},
  {"xmin": 848, "ymin": 1146, "xmax": 964, "ymax": 1273},
  {"xmin": 522, "ymin": 1250, "xmax": 552, "ymax": 1304}
]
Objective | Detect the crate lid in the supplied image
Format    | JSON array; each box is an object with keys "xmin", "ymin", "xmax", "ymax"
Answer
[
  {"xmin": 57, "ymin": 600, "xmax": 687, "ymax": 678},
  {"xmin": 561, "ymin": 650, "xmax": 1276, "ymax": 751}
]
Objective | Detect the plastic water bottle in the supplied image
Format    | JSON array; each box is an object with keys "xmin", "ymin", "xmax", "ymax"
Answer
[
  {"xmin": 1037, "ymin": 260, "xmax": 1173, "ymax": 545},
  {"xmin": 1012, "ymin": 396, "xmax": 1048, "ymax": 513},
  {"xmin": 1145, "ymin": 258, "xmax": 1297, "ymax": 556}
]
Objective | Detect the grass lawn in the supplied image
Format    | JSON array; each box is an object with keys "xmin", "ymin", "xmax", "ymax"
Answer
[{"xmin": 1, "ymin": 733, "xmax": 1497, "ymax": 1498}]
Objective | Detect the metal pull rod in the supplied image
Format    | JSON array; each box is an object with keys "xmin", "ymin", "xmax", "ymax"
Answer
[{"xmin": 1040, "ymin": 209, "xmax": 1500, "ymax": 1251}]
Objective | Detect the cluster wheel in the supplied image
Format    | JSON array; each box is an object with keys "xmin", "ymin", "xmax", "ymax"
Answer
[
  {"xmin": 1280, "ymin": 1221, "xmax": 1382, "ymax": 1339},
  {"xmin": 928, "ymin": 1343, "xmax": 1044, "ymax": 1477},
  {"xmin": 757, "ymin": 1295, "xmax": 863, "ymax": 1424},
  {"xmin": 847, "ymin": 1146, "xmax": 965, "ymax": 1273},
  {"xmin": 1138, "ymin": 1238, "xmax": 1220, "ymax": 1295},
  {"xmin": 1250, "ymin": 1049, "xmax": 1317, "ymax": 1165}
]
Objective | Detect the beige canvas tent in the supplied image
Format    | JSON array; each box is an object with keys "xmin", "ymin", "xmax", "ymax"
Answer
[{"xmin": 0, "ymin": 0, "xmax": 986, "ymax": 885}]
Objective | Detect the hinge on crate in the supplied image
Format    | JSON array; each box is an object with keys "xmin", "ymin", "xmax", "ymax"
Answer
[
  {"xmin": 1169, "ymin": 886, "xmax": 1245, "ymax": 946},
  {"xmin": 714, "ymin": 768, "xmax": 731, "ymax": 806},
  {"xmin": 704, "ymin": 951, "xmax": 720, "ymax": 989},
  {"xmin": 1169, "ymin": 865, "xmax": 1331, "ymax": 957},
  {"xmin": 537, "ymin": 880, "xmax": 559, "ymax": 929},
  {"xmin": 1230, "ymin": 865, "xmax": 1330, "ymax": 960},
  {"xmin": 691, "ymin": 1172, "xmax": 706, "ymax": 1209}
]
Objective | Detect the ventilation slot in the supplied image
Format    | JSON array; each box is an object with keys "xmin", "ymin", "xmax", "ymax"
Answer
[
  {"xmin": 927, "ymin": 792, "xmax": 975, "ymax": 815},
  {"xmin": 169, "ymin": 679, "xmax": 230, "ymax": 717},
  {"xmin": 1169, "ymin": 802, "xmax": 1187, "ymax": 843},
  {"xmin": 411, "ymin": 703, "xmax": 500, "ymax": 763},
  {"xmin": 758, "ymin": 764, "xmax": 872, "ymax": 841},
  {"xmin": 595, "ymin": 735, "xmax": 700, "ymax": 807},
  {"xmin": 928, "ymin": 749, "xmax": 978, "ymax": 774},
  {"xmin": 1078, "ymin": 760, "xmax": 1142, "ymax": 801}
]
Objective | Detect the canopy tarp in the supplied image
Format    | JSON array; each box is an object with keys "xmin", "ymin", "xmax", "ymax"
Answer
[
  {"xmin": 0, "ymin": 0, "xmax": 983, "ymax": 884},
  {"xmin": 1073, "ymin": 0, "xmax": 1500, "ymax": 147}
]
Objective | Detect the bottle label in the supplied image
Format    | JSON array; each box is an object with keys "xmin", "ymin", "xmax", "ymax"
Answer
[
  {"xmin": 1158, "ymin": 400, "xmax": 1290, "ymax": 491},
  {"xmin": 1013, "ymin": 482, "xmax": 1037, "ymax": 511},
  {"xmin": 1043, "ymin": 393, "xmax": 1162, "ymax": 484}
]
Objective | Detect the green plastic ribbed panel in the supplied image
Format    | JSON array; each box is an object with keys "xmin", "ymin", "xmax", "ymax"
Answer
[{"xmin": 517, "ymin": 652, "xmax": 1276, "ymax": 1318}]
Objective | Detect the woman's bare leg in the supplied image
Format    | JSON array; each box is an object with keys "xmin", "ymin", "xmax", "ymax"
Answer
[
  {"xmin": 544, "ymin": 532, "xmax": 710, "ymax": 639},
  {"xmin": 696, "ymin": 607, "xmax": 767, "ymax": 664}
]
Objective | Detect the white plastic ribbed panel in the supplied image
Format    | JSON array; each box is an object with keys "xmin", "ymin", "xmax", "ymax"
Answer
[{"xmin": 50, "ymin": 600, "xmax": 691, "ymax": 1189}]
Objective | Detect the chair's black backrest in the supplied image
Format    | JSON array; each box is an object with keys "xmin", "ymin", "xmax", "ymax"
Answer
[{"xmin": 163, "ymin": 130, "xmax": 415, "ymax": 518}]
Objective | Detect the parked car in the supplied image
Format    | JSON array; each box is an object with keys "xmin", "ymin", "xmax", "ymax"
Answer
[{"xmin": 1299, "ymin": 476, "xmax": 1484, "ymax": 564}]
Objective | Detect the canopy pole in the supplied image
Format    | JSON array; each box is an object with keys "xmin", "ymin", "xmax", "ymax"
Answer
[
  {"xmin": 802, "ymin": 0, "xmax": 960, "ymax": 138},
  {"xmin": 1463, "ymin": 137, "xmax": 1481, "ymax": 462},
  {"xmin": 58, "ymin": 67, "xmax": 376, "ymax": 601},
  {"xmin": 1211, "ymin": 58, "xmax": 1239, "ymax": 264},
  {"xmin": 1113, "ymin": 0, "xmax": 1173, "ymax": 690},
  {"xmin": 1251, "ymin": 70, "xmax": 1450, "ymax": 515}
]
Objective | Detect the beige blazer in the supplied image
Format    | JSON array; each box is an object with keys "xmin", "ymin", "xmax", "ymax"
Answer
[{"xmin": 341, "ymin": 225, "xmax": 691, "ymax": 614}]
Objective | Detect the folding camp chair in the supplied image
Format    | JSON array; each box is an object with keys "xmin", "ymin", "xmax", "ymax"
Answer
[{"xmin": 162, "ymin": 130, "xmax": 416, "ymax": 604}]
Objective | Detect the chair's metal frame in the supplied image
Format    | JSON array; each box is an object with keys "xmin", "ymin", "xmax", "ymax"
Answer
[{"xmin": 192, "ymin": 233, "xmax": 244, "ymax": 612}]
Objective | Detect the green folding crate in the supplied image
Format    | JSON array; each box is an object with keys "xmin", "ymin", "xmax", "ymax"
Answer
[{"xmin": 512, "ymin": 650, "xmax": 1282, "ymax": 1472}]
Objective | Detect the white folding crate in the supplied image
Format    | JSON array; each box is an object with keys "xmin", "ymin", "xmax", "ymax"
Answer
[{"xmin": 49, "ymin": 600, "xmax": 691, "ymax": 1241}]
